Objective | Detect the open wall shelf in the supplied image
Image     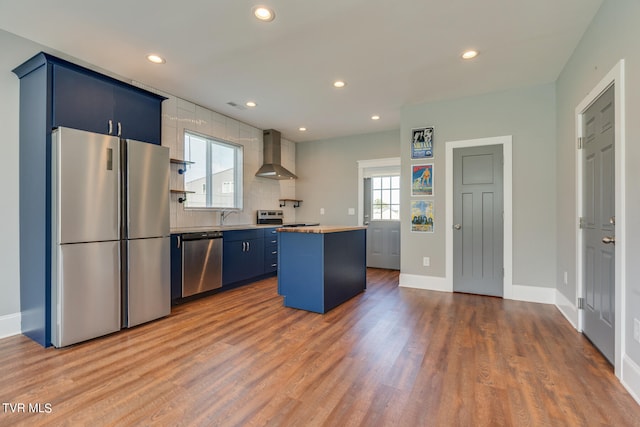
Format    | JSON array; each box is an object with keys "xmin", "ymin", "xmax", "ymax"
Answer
[
  {"xmin": 279, "ymin": 199, "xmax": 302, "ymax": 208},
  {"xmin": 170, "ymin": 158, "xmax": 195, "ymax": 175}
]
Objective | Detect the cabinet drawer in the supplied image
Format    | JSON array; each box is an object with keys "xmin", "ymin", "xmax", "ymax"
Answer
[
  {"xmin": 263, "ymin": 228, "xmax": 278, "ymax": 246},
  {"xmin": 263, "ymin": 228, "xmax": 279, "ymax": 238},
  {"xmin": 223, "ymin": 229, "xmax": 263, "ymax": 242}
]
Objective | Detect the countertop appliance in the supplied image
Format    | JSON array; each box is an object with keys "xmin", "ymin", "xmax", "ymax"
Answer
[
  {"xmin": 181, "ymin": 231, "xmax": 223, "ymax": 297},
  {"xmin": 256, "ymin": 210, "xmax": 320, "ymax": 227},
  {"xmin": 51, "ymin": 127, "xmax": 170, "ymax": 347}
]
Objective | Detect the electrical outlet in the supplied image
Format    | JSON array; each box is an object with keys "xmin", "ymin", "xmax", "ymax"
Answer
[
  {"xmin": 348, "ymin": 208, "xmax": 355, "ymax": 215},
  {"xmin": 423, "ymin": 257, "xmax": 430, "ymax": 267},
  {"xmin": 563, "ymin": 271, "xmax": 568, "ymax": 285},
  {"xmin": 634, "ymin": 318, "xmax": 640, "ymax": 343}
]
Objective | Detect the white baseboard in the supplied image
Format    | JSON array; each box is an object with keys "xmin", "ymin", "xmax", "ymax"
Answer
[
  {"xmin": 622, "ymin": 355, "xmax": 640, "ymax": 405},
  {"xmin": 399, "ymin": 273, "xmax": 450, "ymax": 292},
  {"xmin": 555, "ymin": 289, "xmax": 579, "ymax": 330},
  {"xmin": 0, "ymin": 312, "xmax": 21, "ymax": 339},
  {"xmin": 509, "ymin": 283, "xmax": 556, "ymax": 304},
  {"xmin": 399, "ymin": 274, "xmax": 557, "ymax": 306}
]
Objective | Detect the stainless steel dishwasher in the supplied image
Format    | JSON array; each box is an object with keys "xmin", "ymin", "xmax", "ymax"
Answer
[{"xmin": 181, "ymin": 231, "xmax": 223, "ymax": 297}]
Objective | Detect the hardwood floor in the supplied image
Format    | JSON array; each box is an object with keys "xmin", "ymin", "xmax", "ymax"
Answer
[{"xmin": 1, "ymin": 268, "xmax": 639, "ymax": 426}]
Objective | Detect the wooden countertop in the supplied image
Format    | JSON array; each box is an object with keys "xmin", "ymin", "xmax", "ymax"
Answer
[{"xmin": 277, "ymin": 225, "xmax": 367, "ymax": 234}]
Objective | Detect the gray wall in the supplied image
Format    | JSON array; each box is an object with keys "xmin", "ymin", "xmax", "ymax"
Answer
[
  {"xmin": 400, "ymin": 84, "xmax": 557, "ymax": 288},
  {"xmin": 0, "ymin": 30, "xmax": 43, "ymax": 320},
  {"xmin": 295, "ymin": 130, "xmax": 400, "ymax": 225},
  {"xmin": 555, "ymin": 0, "xmax": 640, "ymax": 364}
]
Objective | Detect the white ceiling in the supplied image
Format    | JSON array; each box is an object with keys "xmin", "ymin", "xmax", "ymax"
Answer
[{"xmin": 0, "ymin": 0, "xmax": 603, "ymax": 142}]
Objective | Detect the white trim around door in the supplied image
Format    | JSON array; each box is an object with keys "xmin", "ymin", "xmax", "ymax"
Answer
[
  {"xmin": 357, "ymin": 157, "xmax": 401, "ymax": 226},
  {"xmin": 445, "ymin": 135, "xmax": 513, "ymax": 297},
  {"xmin": 574, "ymin": 59, "xmax": 625, "ymax": 379}
]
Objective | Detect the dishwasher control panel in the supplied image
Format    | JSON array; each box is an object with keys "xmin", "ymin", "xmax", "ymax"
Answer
[{"xmin": 182, "ymin": 231, "xmax": 223, "ymax": 240}]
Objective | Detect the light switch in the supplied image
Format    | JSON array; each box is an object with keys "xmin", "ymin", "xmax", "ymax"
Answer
[{"xmin": 348, "ymin": 208, "xmax": 355, "ymax": 215}]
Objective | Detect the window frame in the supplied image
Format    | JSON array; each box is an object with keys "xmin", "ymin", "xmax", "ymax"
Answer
[
  {"xmin": 371, "ymin": 174, "xmax": 400, "ymax": 221},
  {"xmin": 183, "ymin": 129, "xmax": 243, "ymax": 211}
]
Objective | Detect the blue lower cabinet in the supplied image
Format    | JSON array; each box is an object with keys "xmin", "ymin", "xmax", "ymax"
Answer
[
  {"xmin": 264, "ymin": 228, "xmax": 278, "ymax": 274},
  {"xmin": 278, "ymin": 229, "xmax": 366, "ymax": 313},
  {"xmin": 170, "ymin": 234, "xmax": 183, "ymax": 302},
  {"xmin": 222, "ymin": 229, "xmax": 264, "ymax": 286}
]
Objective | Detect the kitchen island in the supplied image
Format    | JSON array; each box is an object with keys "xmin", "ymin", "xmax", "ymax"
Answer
[{"xmin": 277, "ymin": 225, "xmax": 367, "ymax": 313}]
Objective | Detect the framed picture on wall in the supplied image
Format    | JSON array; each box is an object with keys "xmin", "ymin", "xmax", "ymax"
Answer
[
  {"xmin": 411, "ymin": 164, "xmax": 433, "ymax": 196},
  {"xmin": 410, "ymin": 200, "xmax": 434, "ymax": 233},
  {"xmin": 411, "ymin": 127, "xmax": 434, "ymax": 159}
]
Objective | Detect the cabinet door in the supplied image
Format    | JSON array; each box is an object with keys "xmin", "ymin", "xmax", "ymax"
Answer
[
  {"xmin": 245, "ymin": 238, "xmax": 265, "ymax": 278},
  {"xmin": 170, "ymin": 234, "xmax": 182, "ymax": 301},
  {"xmin": 52, "ymin": 64, "xmax": 115, "ymax": 135},
  {"xmin": 113, "ymin": 84, "xmax": 162, "ymax": 145},
  {"xmin": 223, "ymin": 238, "xmax": 264, "ymax": 286}
]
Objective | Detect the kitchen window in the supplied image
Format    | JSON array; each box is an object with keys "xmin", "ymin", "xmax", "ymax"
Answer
[
  {"xmin": 372, "ymin": 175, "xmax": 400, "ymax": 220},
  {"xmin": 183, "ymin": 131, "xmax": 243, "ymax": 210}
]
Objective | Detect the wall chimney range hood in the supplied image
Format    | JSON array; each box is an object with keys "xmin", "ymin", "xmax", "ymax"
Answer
[{"xmin": 256, "ymin": 129, "xmax": 297, "ymax": 180}]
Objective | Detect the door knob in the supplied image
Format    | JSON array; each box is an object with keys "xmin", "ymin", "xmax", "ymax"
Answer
[
  {"xmin": 454, "ymin": 224, "xmax": 462, "ymax": 230},
  {"xmin": 602, "ymin": 236, "xmax": 616, "ymax": 245}
]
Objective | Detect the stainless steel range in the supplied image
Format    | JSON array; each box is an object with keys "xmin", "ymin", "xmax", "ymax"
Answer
[{"xmin": 256, "ymin": 210, "xmax": 319, "ymax": 227}]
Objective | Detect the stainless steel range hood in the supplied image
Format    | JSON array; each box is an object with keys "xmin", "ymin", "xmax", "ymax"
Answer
[{"xmin": 256, "ymin": 129, "xmax": 297, "ymax": 180}]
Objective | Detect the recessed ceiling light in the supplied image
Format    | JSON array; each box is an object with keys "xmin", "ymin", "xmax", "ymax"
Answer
[
  {"xmin": 371, "ymin": 115, "xmax": 380, "ymax": 120},
  {"xmin": 253, "ymin": 6, "xmax": 275, "ymax": 22},
  {"xmin": 461, "ymin": 50, "xmax": 478, "ymax": 60},
  {"xmin": 299, "ymin": 127, "xmax": 307, "ymax": 132},
  {"xmin": 333, "ymin": 80, "xmax": 346, "ymax": 88},
  {"xmin": 246, "ymin": 101, "xmax": 257, "ymax": 107},
  {"xmin": 146, "ymin": 54, "xmax": 166, "ymax": 64}
]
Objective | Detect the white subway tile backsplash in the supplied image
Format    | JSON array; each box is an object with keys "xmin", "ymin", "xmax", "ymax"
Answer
[
  {"xmin": 225, "ymin": 119, "xmax": 240, "ymax": 143},
  {"xmin": 161, "ymin": 93, "xmax": 297, "ymax": 228},
  {"xmin": 195, "ymin": 105, "xmax": 213, "ymax": 135},
  {"xmin": 177, "ymin": 98, "xmax": 196, "ymax": 112}
]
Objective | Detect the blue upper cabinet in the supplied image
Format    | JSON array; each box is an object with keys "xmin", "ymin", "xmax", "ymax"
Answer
[
  {"xmin": 112, "ymin": 83, "xmax": 163, "ymax": 144},
  {"xmin": 52, "ymin": 64, "xmax": 115, "ymax": 136},
  {"xmin": 15, "ymin": 52, "xmax": 165, "ymax": 145},
  {"xmin": 51, "ymin": 59, "xmax": 163, "ymax": 144}
]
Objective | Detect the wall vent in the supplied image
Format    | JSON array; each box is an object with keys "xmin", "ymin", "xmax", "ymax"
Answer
[{"xmin": 226, "ymin": 101, "xmax": 246, "ymax": 110}]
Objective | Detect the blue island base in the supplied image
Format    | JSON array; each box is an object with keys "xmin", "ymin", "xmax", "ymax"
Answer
[{"xmin": 277, "ymin": 228, "xmax": 366, "ymax": 314}]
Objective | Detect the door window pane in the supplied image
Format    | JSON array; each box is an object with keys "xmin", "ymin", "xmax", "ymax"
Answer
[{"xmin": 371, "ymin": 174, "xmax": 400, "ymax": 221}]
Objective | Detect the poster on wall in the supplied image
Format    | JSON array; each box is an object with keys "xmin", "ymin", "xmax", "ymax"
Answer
[
  {"xmin": 411, "ymin": 164, "xmax": 433, "ymax": 196},
  {"xmin": 411, "ymin": 200, "xmax": 434, "ymax": 233},
  {"xmin": 411, "ymin": 127, "xmax": 434, "ymax": 159}
]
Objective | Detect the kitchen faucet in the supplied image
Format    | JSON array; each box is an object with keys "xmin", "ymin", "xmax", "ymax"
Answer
[{"xmin": 219, "ymin": 210, "xmax": 237, "ymax": 226}]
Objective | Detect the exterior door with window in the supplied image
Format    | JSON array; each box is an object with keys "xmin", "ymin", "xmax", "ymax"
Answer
[{"xmin": 365, "ymin": 176, "xmax": 400, "ymax": 270}]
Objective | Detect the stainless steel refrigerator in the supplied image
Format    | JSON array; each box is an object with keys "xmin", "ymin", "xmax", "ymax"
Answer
[
  {"xmin": 51, "ymin": 127, "xmax": 170, "ymax": 347},
  {"xmin": 121, "ymin": 138, "xmax": 170, "ymax": 328}
]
